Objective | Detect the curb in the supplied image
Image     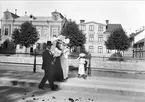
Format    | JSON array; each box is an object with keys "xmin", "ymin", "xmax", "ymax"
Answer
[{"xmin": 91, "ymin": 67, "xmax": 145, "ymax": 74}]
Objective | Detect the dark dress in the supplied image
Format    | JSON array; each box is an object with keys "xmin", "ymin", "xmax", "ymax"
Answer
[{"xmin": 53, "ymin": 56, "xmax": 64, "ymax": 82}]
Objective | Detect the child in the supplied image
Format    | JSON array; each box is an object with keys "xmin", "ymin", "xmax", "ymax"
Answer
[{"xmin": 77, "ymin": 53, "xmax": 87, "ymax": 79}]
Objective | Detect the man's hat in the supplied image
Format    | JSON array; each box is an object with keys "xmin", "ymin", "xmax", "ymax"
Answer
[{"xmin": 47, "ymin": 41, "xmax": 53, "ymax": 46}]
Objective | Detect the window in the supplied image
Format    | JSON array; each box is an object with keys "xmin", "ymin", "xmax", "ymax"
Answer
[
  {"xmin": 4, "ymin": 27, "xmax": 9, "ymax": 35},
  {"xmin": 37, "ymin": 27, "xmax": 41, "ymax": 37},
  {"xmin": 98, "ymin": 46, "xmax": 103, "ymax": 53},
  {"xmin": 89, "ymin": 34, "xmax": 94, "ymax": 41},
  {"xmin": 80, "ymin": 25, "xmax": 86, "ymax": 31},
  {"xmin": 98, "ymin": 35, "xmax": 103, "ymax": 42},
  {"xmin": 53, "ymin": 29, "xmax": 57, "ymax": 37},
  {"xmin": 89, "ymin": 25, "xmax": 94, "ymax": 31},
  {"xmin": 43, "ymin": 28, "xmax": 48, "ymax": 37},
  {"xmin": 98, "ymin": 25, "xmax": 103, "ymax": 31},
  {"xmin": 89, "ymin": 45, "xmax": 94, "ymax": 53}
]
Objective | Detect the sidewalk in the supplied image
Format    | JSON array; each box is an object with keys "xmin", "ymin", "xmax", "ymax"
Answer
[{"xmin": 1, "ymin": 71, "xmax": 145, "ymax": 102}]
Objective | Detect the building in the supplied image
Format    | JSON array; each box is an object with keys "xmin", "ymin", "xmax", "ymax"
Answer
[
  {"xmin": 1, "ymin": 9, "xmax": 67, "ymax": 54},
  {"xmin": 78, "ymin": 20, "xmax": 123, "ymax": 56},
  {"xmin": 129, "ymin": 27, "xmax": 145, "ymax": 58}
]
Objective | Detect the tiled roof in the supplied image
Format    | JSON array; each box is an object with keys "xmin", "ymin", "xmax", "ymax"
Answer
[
  {"xmin": 78, "ymin": 21, "xmax": 106, "ymax": 26},
  {"xmin": 105, "ymin": 24, "xmax": 122, "ymax": 33},
  {"xmin": 10, "ymin": 12, "xmax": 19, "ymax": 19}
]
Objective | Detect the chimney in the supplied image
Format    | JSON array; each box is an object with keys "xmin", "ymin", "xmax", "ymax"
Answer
[
  {"xmin": 68, "ymin": 19, "xmax": 72, "ymax": 22},
  {"xmin": 106, "ymin": 20, "xmax": 109, "ymax": 24},
  {"xmin": 15, "ymin": 9, "xmax": 17, "ymax": 14},
  {"xmin": 80, "ymin": 20, "xmax": 85, "ymax": 23},
  {"xmin": 25, "ymin": 11, "xmax": 27, "ymax": 16}
]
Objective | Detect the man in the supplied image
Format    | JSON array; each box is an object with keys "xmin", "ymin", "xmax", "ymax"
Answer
[{"xmin": 38, "ymin": 41, "xmax": 59, "ymax": 91}]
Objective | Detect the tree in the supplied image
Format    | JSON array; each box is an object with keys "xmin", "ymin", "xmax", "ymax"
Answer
[
  {"xmin": 0, "ymin": 29, "xmax": 1, "ymax": 41},
  {"xmin": 61, "ymin": 21, "xmax": 86, "ymax": 49},
  {"xmin": 12, "ymin": 21, "xmax": 39, "ymax": 49},
  {"xmin": 105, "ymin": 28, "xmax": 130, "ymax": 53}
]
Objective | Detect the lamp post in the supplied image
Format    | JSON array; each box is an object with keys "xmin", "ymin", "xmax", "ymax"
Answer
[{"xmin": 33, "ymin": 44, "xmax": 36, "ymax": 73}]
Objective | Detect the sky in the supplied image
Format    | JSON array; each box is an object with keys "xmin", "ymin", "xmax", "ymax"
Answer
[{"xmin": 0, "ymin": 0, "xmax": 145, "ymax": 35}]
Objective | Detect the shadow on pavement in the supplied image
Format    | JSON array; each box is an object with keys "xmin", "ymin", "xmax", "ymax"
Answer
[{"xmin": 0, "ymin": 86, "xmax": 54, "ymax": 102}]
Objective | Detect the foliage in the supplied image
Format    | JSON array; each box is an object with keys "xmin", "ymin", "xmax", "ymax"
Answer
[
  {"xmin": 12, "ymin": 21, "xmax": 39, "ymax": 48},
  {"xmin": 0, "ymin": 29, "xmax": 1, "ymax": 41},
  {"xmin": 0, "ymin": 39, "xmax": 16, "ymax": 54},
  {"xmin": 105, "ymin": 28, "xmax": 130, "ymax": 52},
  {"xmin": 61, "ymin": 21, "xmax": 86, "ymax": 47},
  {"xmin": 108, "ymin": 52, "xmax": 124, "ymax": 61}
]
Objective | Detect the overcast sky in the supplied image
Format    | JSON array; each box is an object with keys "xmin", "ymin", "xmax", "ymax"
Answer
[{"xmin": 0, "ymin": 0, "xmax": 145, "ymax": 35}]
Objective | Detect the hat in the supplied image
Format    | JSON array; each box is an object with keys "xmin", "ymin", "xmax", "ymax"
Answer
[
  {"xmin": 47, "ymin": 41, "xmax": 53, "ymax": 46},
  {"xmin": 79, "ymin": 53, "xmax": 86, "ymax": 57}
]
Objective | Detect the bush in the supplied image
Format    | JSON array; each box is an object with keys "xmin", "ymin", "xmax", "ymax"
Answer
[
  {"xmin": 108, "ymin": 52, "xmax": 124, "ymax": 61},
  {"xmin": 0, "ymin": 39, "xmax": 16, "ymax": 55}
]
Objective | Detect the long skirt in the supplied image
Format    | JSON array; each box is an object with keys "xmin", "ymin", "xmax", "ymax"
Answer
[
  {"xmin": 53, "ymin": 57, "xmax": 64, "ymax": 82},
  {"xmin": 60, "ymin": 56, "xmax": 69, "ymax": 79}
]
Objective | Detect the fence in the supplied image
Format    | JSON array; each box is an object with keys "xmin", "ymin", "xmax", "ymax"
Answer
[{"xmin": 0, "ymin": 52, "xmax": 145, "ymax": 75}]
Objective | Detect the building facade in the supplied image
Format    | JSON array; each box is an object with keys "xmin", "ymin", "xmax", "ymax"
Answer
[
  {"xmin": 1, "ymin": 9, "xmax": 67, "ymax": 54},
  {"xmin": 78, "ymin": 20, "xmax": 122, "ymax": 56},
  {"xmin": 129, "ymin": 28, "xmax": 145, "ymax": 58}
]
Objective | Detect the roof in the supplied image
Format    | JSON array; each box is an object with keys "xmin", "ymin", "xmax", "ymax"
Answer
[
  {"xmin": 4, "ymin": 11, "xmax": 19, "ymax": 19},
  {"xmin": 78, "ymin": 21, "xmax": 106, "ymax": 26},
  {"xmin": 15, "ymin": 16, "xmax": 51, "ymax": 21},
  {"xmin": 134, "ymin": 38, "xmax": 145, "ymax": 45},
  {"xmin": 52, "ymin": 11, "xmax": 64, "ymax": 19},
  {"xmin": 129, "ymin": 29, "xmax": 145, "ymax": 38},
  {"xmin": 105, "ymin": 24, "xmax": 123, "ymax": 33}
]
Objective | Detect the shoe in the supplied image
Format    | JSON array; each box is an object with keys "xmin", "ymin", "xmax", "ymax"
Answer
[
  {"xmin": 51, "ymin": 85, "xmax": 59, "ymax": 91},
  {"xmin": 51, "ymin": 88, "xmax": 59, "ymax": 91}
]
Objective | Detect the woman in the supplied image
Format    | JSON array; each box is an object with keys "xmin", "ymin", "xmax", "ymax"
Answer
[
  {"xmin": 60, "ymin": 42, "xmax": 69, "ymax": 80},
  {"xmin": 52, "ymin": 40, "xmax": 64, "ymax": 82}
]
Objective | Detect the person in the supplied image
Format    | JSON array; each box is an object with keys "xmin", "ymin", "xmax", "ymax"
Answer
[
  {"xmin": 52, "ymin": 40, "xmax": 64, "ymax": 82},
  {"xmin": 38, "ymin": 41, "xmax": 59, "ymax": 91},
  {"xmin": 77, "ymin": 53, "xmax": 87, "ymax": 79},
  {"xmin": 60, "ymin": 42, "xmax": 69, "ymax": 80}
]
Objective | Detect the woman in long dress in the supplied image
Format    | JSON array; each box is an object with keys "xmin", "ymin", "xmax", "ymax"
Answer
[
  {"xmin": 52, "ymin": 40, "xmax": 64, "ymax": 82},
  {"xmin": 60, "ymin": 43, "xmax": 69, "ymax": 80}
]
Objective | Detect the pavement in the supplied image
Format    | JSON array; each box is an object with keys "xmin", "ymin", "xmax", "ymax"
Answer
[{"xmin": 1, "ymin": 64, "xmax": 145, "ymax": 102}]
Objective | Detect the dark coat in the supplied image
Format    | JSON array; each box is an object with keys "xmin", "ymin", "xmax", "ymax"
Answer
[{"xmin": 42, "ymin": 49, "xmax": 54, "ymax": 73}]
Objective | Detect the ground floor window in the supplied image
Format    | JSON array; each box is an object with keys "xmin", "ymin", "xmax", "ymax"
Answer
[
  {"xmin": 98, "ymin": 46, "xmax": 103, "ymax": 53},
  {"xmin": 88, "ymin": 45, "xmax": 94, "ymax": 53}
]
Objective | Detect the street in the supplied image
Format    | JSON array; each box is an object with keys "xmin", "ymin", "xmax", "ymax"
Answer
[{"xmin": 1, "ymin": 64, "xmax": 145, "ymax": 101}]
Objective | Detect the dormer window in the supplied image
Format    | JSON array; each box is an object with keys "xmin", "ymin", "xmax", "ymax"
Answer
[{"xmin": 54, "ymin": 14, "xmax": 57, "ymax": 20}]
